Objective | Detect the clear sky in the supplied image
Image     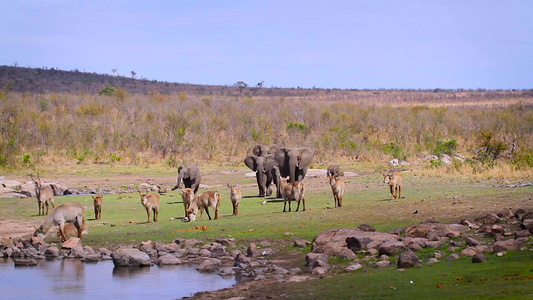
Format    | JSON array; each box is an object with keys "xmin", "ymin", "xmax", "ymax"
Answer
[{"xmin": 1, "ymin": 1, "xmax": 531, "ymax": 89}]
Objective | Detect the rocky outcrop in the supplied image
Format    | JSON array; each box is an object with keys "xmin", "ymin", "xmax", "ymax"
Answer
[{"xmin": 112, "ymin": 247, "xmax": 151, "ymax": 267}]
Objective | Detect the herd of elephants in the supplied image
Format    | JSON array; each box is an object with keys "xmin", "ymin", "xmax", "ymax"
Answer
[{"xmin": 31, "ymin": 144, "xmax": 403, "ymax": 242}]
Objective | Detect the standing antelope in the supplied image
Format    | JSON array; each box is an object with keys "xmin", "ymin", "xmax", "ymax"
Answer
[
  {"xmin": 92, "ymin": 195, "xmax": 103, "ymax": 220},
  {"xmin": 227, "ymin": 184, "xmax": 242, "ymax": 216},
  {"xmin": 31, "ymin": 173, "xmax": 55, "ymax": 215},
  {"xmin": 187, "ymin": 191, "xmax": 221, "ymax": 222},
  {"xmin": 383, "ymin": 171, "xmax": 402, "ymax": 202},
  {"xmin": 181, "ymin": 188, "xmax": 195, "ymax": 219},
  {"xmin": 139, "ymin": 192, "xmax": 160, "ymax": 222},
  {"xmin": 34, "ymin": 202, "xmax": 85, "ymax": 242},
  {"xmin": 280, "ymin": 177, "xmax": 306, "ymax": 212},
  {"xmin": 328, "ymin": 174, "xmax": 345, "ymax": 208}
]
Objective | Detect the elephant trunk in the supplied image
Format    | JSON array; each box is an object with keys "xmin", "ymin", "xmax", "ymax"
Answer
[{"xmin": 289, "ymin": 156, "xmax": 298, "ymax": 182}]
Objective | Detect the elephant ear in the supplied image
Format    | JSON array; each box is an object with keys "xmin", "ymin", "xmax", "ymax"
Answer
[
  {"xmin": 267, "ymin": 144, "xmax": 279, "ymax": 155},
  {"xmin": 188, "ymin": 166, "xmax": 200, "ymax": 180},
  {"xmin": 274, "ymin": 148, "xmax": 288, "ymax": 168},
  {"xmin": 297, "ymin": 148, "xmax": 314, "ymax": 168},
  {"xmin": 264, "ymin": 154, "xmax": 277, "ymax": 170},
  {"xmin": 252, "ymin": 145, "xmax": 263, "ymax": 156},
  {"xmin": 244, "ymin": 155, "xmax": 258, "ymax": 171}
]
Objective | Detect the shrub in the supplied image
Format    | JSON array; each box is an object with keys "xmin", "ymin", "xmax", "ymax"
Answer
[
  {"xmin": 511, "ymin": 148, "xmax": 533, "ymax": 169},
  {"xmin": 286, "ymin": 122, "xmax": 308, "ymax": 131},
  {"xmin": 434, "ymin": 138, "xmax": 458, "ymax": 156},
  {"xmin": 382, "ymin": 142, "xmax": 407, "ymax": 160},
  {"xmin": 98, "ymin": 86, "xmax": 116, "ymax": 96},
  {"xmin": 475, "ymin": 132, "xmax": 507, "ymax": 164}
]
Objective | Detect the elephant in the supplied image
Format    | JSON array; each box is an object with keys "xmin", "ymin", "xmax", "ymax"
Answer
[
  {"xmin": 327, "ymin": 165, "xmax": 344, "ymax": 178},
  {"xmin": 274, "ymin": 147, "xmax": 314, "ymax": 182},
  {"xmin": 252, "ymin": 144, "xmax": 280, "ymax": 157},
  {"xmin": 172, "ymin": 165, "xmax": 202, "ymax": 194},
  {"xmin": 244, "ymin": 154, "xmax": 281, "ymax": 198}
]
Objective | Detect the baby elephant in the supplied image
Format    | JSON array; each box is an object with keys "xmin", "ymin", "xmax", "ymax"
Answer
[{"xmin": 383, "ymin": 171, "xmax": 402, "ymax": 202}]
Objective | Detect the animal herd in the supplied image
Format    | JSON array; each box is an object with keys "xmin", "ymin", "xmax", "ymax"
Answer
[{"xmin": 30, "ymin": 144, "xmax": 404, "ymax": 242}]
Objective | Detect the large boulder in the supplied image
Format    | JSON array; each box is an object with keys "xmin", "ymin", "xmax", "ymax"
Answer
[
  {"xmin": 397, "ymin": 251, "xmax": 421, "ymax": 269},
  {"xmin": 312, "ymin": 228, "xmax": 399, "ymax": 256},
  {"xmin": 112, "ymin": 247, "xmax": 151, "ymax": 267}
]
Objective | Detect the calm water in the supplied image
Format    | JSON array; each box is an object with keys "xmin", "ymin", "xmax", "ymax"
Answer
[{"xmin": 0, "ymin": 258, "xmax": 237, "ymax": 300}]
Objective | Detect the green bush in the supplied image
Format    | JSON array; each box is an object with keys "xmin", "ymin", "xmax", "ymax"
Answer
[
  {"xmin": 286, "ymin": 122, "xmax": 308, "ymax": 131},
  {"xmin": 383, "ymin": 142, "xmax": 407, "ymax": 160},
  {"xmin": 511, "ymin": 148, "xmax": 533, "ymax": 169},
  {"xmin": 98, "ymin": 86, "xmax": 116, "ymax": 96},
  {"xmin": 434, "ymin": 138, "xmax": 458, "ymax": 156},
  {"xmin": 475, "ymin": 132, "xmax": 507, "ymax": 164}
]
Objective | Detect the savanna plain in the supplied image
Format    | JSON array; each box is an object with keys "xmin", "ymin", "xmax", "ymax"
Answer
[{"xmin": 1, "ymin": 72, "xmax": 533, "ymax": 299}]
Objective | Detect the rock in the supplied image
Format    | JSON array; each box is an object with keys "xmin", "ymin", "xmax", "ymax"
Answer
[
  {"xmin": 405, "ymin": 223, "xmax": 469, "ymax": 240},
  {"xmin": 357, "ymin": 224, "xmax": 376, "ymax": 232},
  {"xmin": 234, "ymin": 253, "xmax": 251, "ymax": 267},
  {"xmin": 447, "ymin": 254, "xmax": 460, "ymax": 261},
  {"xmin": 378, "ymin": 240, "xmax": 406, "ymax": 256},
  {"xmin": 157, "ymin": 243, "xmax": 181, "ymax": 253},
  {"xmin": 427, "ymin": 258, "xmax": 439, "ymax": 264},
  {"xmin": 460, "ymin": 247, "xmax": 478, "ymax": 257},
  {"xmin": 112, "ymin": 247, "xmax": 151, "ymax": 267},
  {"xmin": 493, "ymin": 239, "xmax": 526, "ymax": 253},
  {"xmin": 289, "ymin": 267, "xmax": 302, "ymax": 275},
  {"xmin": 294, "ymin": 239, "xmax": 311, "ymax": 248},
  {"xmin": 247, "ymin": 243, "xmax": 259, "ymax": 257},
  {"xmin": 44, "ymin": 246, "xmax": 60, "ymax": 257},
  {"xmin": 345, "ymin": 263, "xmax": 363, "ymax": 271},
  {"xmin": 514, "ymin": 208, "xmax": 527, "ymax": 220},
  {"xmin": 199, "ymin": 249, "xmax": 212, "ymax": 257},
  {"xmin": 521, "ymin": 212, "xmax": 533, "ymax": 233},
  {"xmin": 305, "ymin": 253, "xmax": 328, "ymax": 268},
  {"xmin": 99, "ymin": 247, "xmax": 112, "ymax": 257},
  {"xmin": 267, "ymin": 265, "xmax": 290, "ymax": 275},
  {"xmin": 219, "ymin": 267, "xmax": 235, "ymax": 276},
  {"xmin": 81, "ymin": 255, "xmax": 99, "ymax": 262},
  {"xmin": 472, "ymin": 253, "xmax": 486, "ymax": 263},
  {"xmin": 375, "ymin": 260, "xmax": 391, "ymax": 267},
  {"xmin": 196, "ymin": 260, "xmax": 217, "ymax": 272},
  {"xmin": 14, "ymin": 259, "xmax": 37, "ymax": 266},
  {"xmin": 157, "ymin": 254, "xmax": 181, "ymax": 265},
  {"xmin": 424, "ymin": 241, "xmax": 444, "ymax": 249},
  {"xmin": 397, "ymin": 251, "xmax": 421, "ymax": 268},
  {"xmin": 466, "ymin": 237, "xmax": 481, "ymax": 247},
  {"xmin": 140, "ymin": 240, "xmax": 153, "ymax": 252},
  {"xmin": 61, "ymin": 238, "xmax": 81, "ymax": 249},
  {"xmin": 515, "ymin": 230, "xmax": 531, "ymax": 238},
  {"xmin": 312, "ymin": 267, "xmax": 328, "ymax": 275},
  {"xmin": 215, "ymin": 238, "xmax": 236, "ymax": 248},
  {"xmin": 312, "ymin": 228, "xmax": 399, "ymax": 256},
  {"xmin": 71, "ymin": 245, "xmax": 87, "ymax": 258},
  {"xmin": 484, "ymin": 213, "xmax": 500, "ymax": 225},
  {"xmin": 0, "ymin": 179, "xmax": 22, "ymax": 189}
]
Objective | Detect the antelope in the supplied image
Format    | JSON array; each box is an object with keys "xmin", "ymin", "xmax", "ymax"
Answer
[
  {"xmin": 139, "ymin": 192, "xmax": 160, "ymax": 222},
  {"xmin": 227, "ymin": 184, "xmax": 242, "ymax": 216},
  {"xmin": 280, "ymin": 177, "xmax": 306, "ymax": 212},
  {"xmin": 92, "ymin": 195, "xmax": 103, "ymax": 220},
  {"xmin": 31, "ymin": 173, "xmax": 55, "ymax": 215},
  {"xmin": 383, "ymin": 171, "xmax": 402, "ymax": 202},
  {"xmin": 58, "ymin": 220, "xmax": 88, "ymax": 240},
  {"xmin": 34, "ymin": 202, "xmax": 85, "ymax": 242},
  {"xmin": 187, "ymin": 191, "xmax": 221, "ymax": 222},
  {"xmin": 328, "ymin": 174, "xmax": 345, "ymax": 208},
  {"xmin": 181, "ymin": 188, "xmax": 195, "ymax": 219}
]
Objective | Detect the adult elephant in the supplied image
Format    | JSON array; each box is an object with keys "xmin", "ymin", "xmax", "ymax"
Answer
[
  {"xmin": 172, "ymin": 165, "xmax": 202, "ymax": 194},
  {"xmin": 274, "ymin": 147, "xmax": 314, "ymax": 182},
  {"xmin": 244, "ymin": 154, "xmax": 281, "ymax": 198},
  {"xmin": 252, "ymin": 144, "xmax": 280, "ymax": 157}
]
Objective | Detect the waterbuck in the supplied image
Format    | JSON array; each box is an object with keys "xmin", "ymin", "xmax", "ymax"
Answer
[
  {"xmin": 31, "ymin": 173, "xmax": 55, "ymax": 215},
  {"xmin": 280, "ymin": 177, "xmax": 306, "ymax": 212},
  {"xmin": 383, "ymin": 171, "xmax": 402, "ymax": 201},
  {"xmin": 139, "ymin": 192, "xmax": 160, "ymax": 222},
  {"xmin": 181, "ymin": 188, "xmax": 195, "ymax": 219},
  {"xmin": 92, "ymin": 195, "xmax": 103, "ymax": 220},
  {"xmin": 227, "ymin": 184, "xmax": 242, "ymax": 216},
  {"xmin": 34, "ymin": 202, "xmax": 85, "ymax": 242},
  {"xmin": 187, "ymin": 191, "xmax": 221, "ymax": 222},
  {"xmin": 328, "ymin": 174, "xmax": 345, "ymax": 208}
]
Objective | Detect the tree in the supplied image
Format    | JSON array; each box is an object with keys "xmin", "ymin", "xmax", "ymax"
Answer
[
  {"xmin": 111, "ymin": 69, "xmax": 118, "ymax": 76},
  {"xmin": 98, "ymin": 86, "xmax": 116, "ymax": 96},
  {"xmin": 234, "ymin": 81, "xmax": 248, "ymax": 95},
  {"xmin": 12, "ymin": 61, "xmax": 18, "ymax": 67},
  {"xmin": 131, "ymin": 71, "xmax": 136, "ymax": 79}
]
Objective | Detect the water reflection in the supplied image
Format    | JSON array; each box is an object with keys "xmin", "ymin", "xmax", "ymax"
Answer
[{"xmin": 0, "ymin": 258, "xmax": 237, "ymax": 299}]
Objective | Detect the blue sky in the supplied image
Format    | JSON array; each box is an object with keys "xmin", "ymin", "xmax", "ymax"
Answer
[{"xmin": 1, "ymin": 1, "xmax": 531, "ymax": 89}]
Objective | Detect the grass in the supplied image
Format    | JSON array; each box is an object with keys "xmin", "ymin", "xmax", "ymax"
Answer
[{"xmin": 1, "ymin": 166, "xmax": 532, "ymax": 298}]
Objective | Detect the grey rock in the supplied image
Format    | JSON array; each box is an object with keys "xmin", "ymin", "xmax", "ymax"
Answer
[{"xmin": 112, "ymin": 247, "xmax": 151, "ymax": 267}]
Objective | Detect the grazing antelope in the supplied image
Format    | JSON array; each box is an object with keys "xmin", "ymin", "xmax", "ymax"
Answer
[
  {"xmin": 187, "ymin": 191, "xmax": 221, "ymax": 222},
  {"xmin": 34, "ymin": 202, "xmax": 85, "ymax": 242},
  {"xmin": 181, "ymin": 188, "xmax": 195, "ymax": 219},
  {"xmin": 92, "ymin": 195, "xmax": 103, "ymax": 220},
  {"xmin": 31, "ymin": 173, "xmax": 55, "ymax": 215},
  {"xmin": 58, "ymin": 220, "xmax": 88, "ymax": 240},
  {"xmin": 227, "ymin": 184, "xmax": 242, "ymax": 216},
  {"xmin": 383, "ymin": 171, "xmax": 402, "ymax": 202},
  {"xmin": 329, "ymin": 174, "xmax": 345, "ymax": 208},
  {"xmin": 280, "ymin": 177, "xmax": 306, "ymax": 212},
  {"xmin": 139, "ymin": 192, "xmax": 160, "ymax": 222}
]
